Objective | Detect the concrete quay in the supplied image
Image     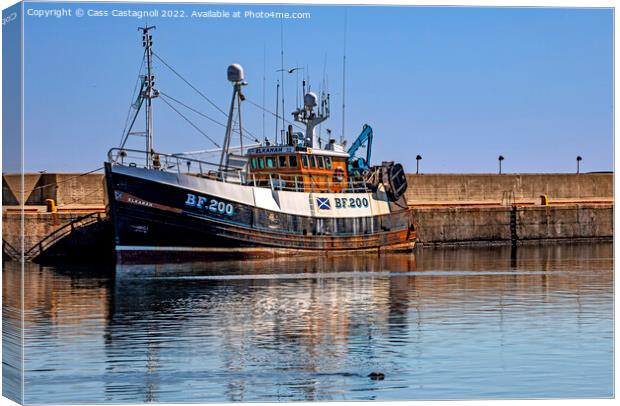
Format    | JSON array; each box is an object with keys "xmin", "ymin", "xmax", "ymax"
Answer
[
  {"xmin": 2, "ymin": 172, "xmax": 613, "ymax": 261},
  {"xmin": 3, "ymin": 173, "xmax": 109, "ymax": 261},
  {"xmin": 412, "ymin": 204, "xmax": 612, "ymax": 247},
  {"xmin": 405, "ymin": 173, "xmax": 612, "ymax": 205},
  {"xmin": 405, "ymin": 173, "xmax": 613, "ymax": 247}
]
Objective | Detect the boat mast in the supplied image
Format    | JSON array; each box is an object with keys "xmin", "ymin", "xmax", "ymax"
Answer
[
  {"xmin": 141, "ymin": 25, "xmax": 157, "ymax": 168},
  {"xmin": 280, "ymin": 20, "xmax": 285, "ymax": 145},
  {"xmin": 219, "ymin": 64, "xmax": 247, "ymax": 176},
  {"xmin": 341, "ymin": 11, "xmax": 347, "ymax": 144}
]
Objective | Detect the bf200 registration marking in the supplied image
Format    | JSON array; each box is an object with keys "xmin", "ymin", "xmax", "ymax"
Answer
[
  {"xmin": 334, "ymin": 197, "xmax": 370, "ymax": 209},
  {"xmin": 185, "ymin": 193, "xmax": 234, "ymax": 216}
]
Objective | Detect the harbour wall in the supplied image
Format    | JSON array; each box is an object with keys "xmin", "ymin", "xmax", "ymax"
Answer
[
  {"xmin": 3, "ymin": 173, "xmax": 104, "ymax": 206},
  {"xmin": 412, "ymin": 204, "xmax": 613, "ymax": 246},
  {"xmin": 2, "ymin": 211, "xmax": 111, "ymax": 261},
  {"xmin": 2, "ymin": 172, "xmax": 613, "ymax": 260},
  {"xmin": 404, "ymin": 173, "xmax": 613, "ymax": 246},
  {"xmin": 405, "ymin": 173, "xmax": 612, "ymax": 204},
  {"xmin": 4, "ymin": 172, "xmax": 612, "ymax": 206}
]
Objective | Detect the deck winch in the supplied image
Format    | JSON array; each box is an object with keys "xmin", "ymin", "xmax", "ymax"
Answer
[{"xmin": 365, "ymin": 161, "xmax": 408, "ymax": 201}]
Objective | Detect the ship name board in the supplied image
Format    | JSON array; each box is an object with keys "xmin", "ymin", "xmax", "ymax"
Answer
[{"xmin": 248, "ymin": 146, "xmax": 295, "ymax": 155}]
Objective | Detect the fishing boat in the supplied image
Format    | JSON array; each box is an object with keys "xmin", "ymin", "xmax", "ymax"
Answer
[{"xmin": 104, "ymin": 28, "xmax": 416, "ymax": 261}]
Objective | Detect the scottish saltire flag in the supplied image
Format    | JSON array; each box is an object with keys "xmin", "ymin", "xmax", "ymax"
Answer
[{"xmin": 316, "ymin": 197, "xmax": 331, "ymax": 210}]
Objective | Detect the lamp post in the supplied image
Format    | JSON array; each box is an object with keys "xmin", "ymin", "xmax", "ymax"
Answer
[
  {"xmin": 498, "ymin": 155, "xmax": 504, "ymax": 174},
  {"xmin": 576, "ymin": 156, "xmax": 582, "ymax": 174},
  {"xmin": 416, "ymin": 155, "xmax": 422, "ymax": 174}
]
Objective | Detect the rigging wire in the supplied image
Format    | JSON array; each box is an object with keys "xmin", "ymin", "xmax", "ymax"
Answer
[
  {"xmin": 159, "ymin": 91, "xmax": 260, "ymax": 143},
  {"xmin": 245, "ymin": 98, "xmax": 304, "ymax": 131},
  {"xmin": 159, "ymin": 95, "xmax": 221, "ymax": 148},
  {"xmin": 246, "ymin": 96, "xmax": 332, "ymax": 145},
  {"xmin": 152, "ymin": 51, "xmax": 228, "ymax": 118},
  {"xmin": 119, "ymin": 96, "xmax": 145, "ymax": 150},
  {"xmin": 130, "ymin": 49, "xmax": 334, "ymax": 149},
  {"xmin": 153, "ymin": 50, "xmax": 262, "ymax": 144},
  {"xmin": 118, "ymin": 50, "xmax": 147, "ymax": 147},
  {"xmin": 159, "ymin": 91, "xmax": 227, "ymax": 127}
]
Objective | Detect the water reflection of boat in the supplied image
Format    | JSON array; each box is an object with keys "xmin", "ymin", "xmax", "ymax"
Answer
[
  {"xmin": 104, "ymin": 28, "xmax": 415, "ymax": 262},
  {"xmin": 7, "ymin": 243, "xmax": 613, "ymax": 402}
]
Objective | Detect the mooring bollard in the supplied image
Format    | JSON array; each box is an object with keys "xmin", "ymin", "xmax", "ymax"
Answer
[{"xmin": 45, "ymin": 199, "xmax": 57, "ymax": 213}]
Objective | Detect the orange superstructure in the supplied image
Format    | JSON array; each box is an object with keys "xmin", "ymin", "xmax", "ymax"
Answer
[{"xmin": 247, "ymin": 145, "xmax": 351, "ymax": 193}]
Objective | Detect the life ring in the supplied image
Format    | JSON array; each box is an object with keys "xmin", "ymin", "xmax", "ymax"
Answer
[{"xmin": 333, "ymin": 167, "xmax": 345, "ymax": 183}]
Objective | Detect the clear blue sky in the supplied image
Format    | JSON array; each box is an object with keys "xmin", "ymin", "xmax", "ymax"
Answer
[{"xmin": 10, "ymin": 2, "xmax": 614, "ymax": 173}]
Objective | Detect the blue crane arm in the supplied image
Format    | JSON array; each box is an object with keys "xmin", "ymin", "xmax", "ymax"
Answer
[{"xmin": 347, "ymin": 124, "xmax": 373, "ymax": 170}]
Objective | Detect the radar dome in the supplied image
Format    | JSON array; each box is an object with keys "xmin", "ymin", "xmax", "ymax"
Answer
[
  {"xmin": 304, "ymin": 92, "xmax": 318, "ymax": 109},
  {"xmin": 227, "ymin": 64, "xmax": 244, "ymax": 82}
]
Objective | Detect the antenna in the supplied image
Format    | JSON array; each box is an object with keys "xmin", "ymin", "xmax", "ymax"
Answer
[
  {"xmin": 275, "ymin": 80, "xmax": 280, "ymax": 141},
  {"xmin": 319, "ymin": 53, "xmax": 327, "ymax": 140},
  {"xmin": 341, "ymin": 10, "xmax": 347, "ymax": 144},
  {"xmin": 139, "ymin": 25, "xmax": 157, "ymax": 168},
  {"xmin": 296, "ymin": 61, "xmax": 300, "ymax": 109},
  {"xmin": 280, "ymin": 19, "xmax": 285, "ymax": 145},
  {"xmin": 262, "ymin": 43, "xmax": 266, "ymax": 143}
]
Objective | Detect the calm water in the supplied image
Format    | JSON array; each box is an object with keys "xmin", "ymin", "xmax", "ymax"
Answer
[{"xmin": 2, "ymin": 243, "xmax": 614, "ymax": 403}]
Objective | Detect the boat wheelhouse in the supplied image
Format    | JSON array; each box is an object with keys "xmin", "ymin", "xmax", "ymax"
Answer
[{"xmin": 246, "ymin": 144, "xmax": 352, "ymax": 193}]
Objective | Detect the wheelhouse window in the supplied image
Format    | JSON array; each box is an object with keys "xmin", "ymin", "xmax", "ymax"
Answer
[
  {"xmin": 266, "ymin": 156, "xmax": 276, "ymax": 168},
  {"xmin": 258, "ymin": 157, "xmax": 265, "ymax": 169},
  {"xmin": 278, "ymin": 156, "xmax": 288, "ymax": 168},
  {"xmin": 289, "ymin": 156, "xmax": 298, "ymax": 167},
  {"xmin": 302, "ymin": 155, "xmax": 309, "ymax": 168},
  {"xmin": 325, "ymin": 157, "xmax": 332, "ymax": 169},
  {"xmin": 251, "ymin": 157, "xmax": 257, "ymax": 169},
  {"xmin": 309, "ymin": 156, "xmax": 317, "ymax": 168},
  {"xmin": 317, "ymin": 156, "xmax": 324, "ymax": 169}
]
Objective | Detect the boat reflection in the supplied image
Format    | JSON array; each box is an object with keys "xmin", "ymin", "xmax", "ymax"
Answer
[{"xmin": 3, "ymin": 242, "xmax": 613, "ymax": 402}]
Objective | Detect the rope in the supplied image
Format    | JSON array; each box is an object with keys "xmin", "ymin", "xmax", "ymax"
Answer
[
  {"xmin": 20, "ymin": 167, "xmax": 104, "ymax": 197},
  {"xmin": 159, "ymin": 96, "xmax": 221, "ymax": 148},
  {"xmin": 56, "ymin": 188, "xmax": 106, "ymax": 208}
]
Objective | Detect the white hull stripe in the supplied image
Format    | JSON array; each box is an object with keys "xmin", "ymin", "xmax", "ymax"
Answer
[{"xmin": 112, "ymin": 165, "xmax": 392, "ymax": 217}]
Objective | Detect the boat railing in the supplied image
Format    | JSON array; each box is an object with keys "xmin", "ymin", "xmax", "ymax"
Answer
[
  {"xmin": 108, "ymin": 148, "xmax": 372, "ymax": 193},
  {"xmin": 108, "ymin": 148, "xmax": 246, "ymax": 183},
  {"xmin": 251, "ymin": 173, "xmax": 370, "ymax": 194}
]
